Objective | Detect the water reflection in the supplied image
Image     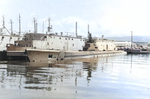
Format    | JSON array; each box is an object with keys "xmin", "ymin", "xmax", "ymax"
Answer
[
  {"xmin": 1, "ymin": 54, "xmax": 150, "ymax": 99},
  {"xmin": 0, "ymin": 57, "xmax": 101, "ymax": 91}
]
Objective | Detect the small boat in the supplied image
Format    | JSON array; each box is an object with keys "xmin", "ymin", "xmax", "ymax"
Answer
[
  {"xmin": 126, "ymin": 49, "xmax": 150, "ymax": 54},
  {"xmin": 125, "ymin": 31, "xmax": 150, "ymax": 54}
]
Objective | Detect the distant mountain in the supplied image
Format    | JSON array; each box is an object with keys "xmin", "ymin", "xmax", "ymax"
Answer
[{"xmin": 105, "ymin": 36, "xmax": 150, "ymax": 42}]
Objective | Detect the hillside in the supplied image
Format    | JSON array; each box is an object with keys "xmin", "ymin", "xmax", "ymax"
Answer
[{"xmin": 105, "ymin": 36, "xmax": 150, "ymax": 42}]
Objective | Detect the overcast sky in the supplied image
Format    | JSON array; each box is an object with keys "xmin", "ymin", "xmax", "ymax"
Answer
[{"xmin": 0, "ymin": 0, "xmax": 150, "ymax": 37}]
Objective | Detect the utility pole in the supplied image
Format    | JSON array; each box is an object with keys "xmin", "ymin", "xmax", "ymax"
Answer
[
  {"xmin": 19, "ymin": 14, "xmax": 21, "ymax": 35},
  {"xmin": 10, "ymin": 19, "xmax": 13, "ymax": 35}
]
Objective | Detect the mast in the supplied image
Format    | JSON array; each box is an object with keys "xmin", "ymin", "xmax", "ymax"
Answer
[
  {"xmin": 48, "ymin": 17, "xmax": 50, "ymax": 32},
  {"xmin": 33, "ymin": 17, "xmax": 36, "ymax": 33},
  {"xmin": 43, "ymin": 21, "xmax": 44, "ymax": 33},
  {"xmin": 75, "ymin": 22, "xmax": 77, "ymax": 37},
  {"xmin": 87, "ymin": 24, "xmax": 93, "ymax": 43},
  {"xmin": 2, "ymin": 16, "xmax": 5, "ymax": 29},
  {"xmin": 88, "ymin": 24, "xmax": 89, "ymax": 39},
  {"xmin": 10, "ymin": 19, "xmax": 13, "ymax": 35},
  {"xmin": 19, "ymin": 14, "xmax": 21, "ymax": 35},
  {"xmin": 131, "ymin": 31, "xmax": 133, "ymax": 49},
  {"xmin": 2, "ymin": 16, "xmax": 10, "ymax": 34},
  {"xmin": 36, "ymin": 23, "xmax": 38, "ymax": 33},
  {"xmin": 47, "ymin": 17, "xmax": 52, "ymax": 33},
  {"xmin": 88, "ymin": 24, "xmax": 89, "ymax": 34},
  {"xmin": 33, "ymin": 17, "xmax": 37, "ymax": 33}
]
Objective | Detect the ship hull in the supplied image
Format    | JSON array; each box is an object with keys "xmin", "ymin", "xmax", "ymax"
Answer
[
  {"xmin": 0, "ymin": 51, "xmax": 7, "ymax": 61},
  {"xmin": 26, "ymin": 49, "xmax": 126, "ymax": 63},
  {"xmin": 126, "ymin": 49, "xmax": 150, "ymax": 54},
  {"xmin": 7, "ymin": 51, "xmax": 29, "ymax": 61},
  {"xmin": 127, "ymin": 51, "xmax": 150, "ymax": 54}
]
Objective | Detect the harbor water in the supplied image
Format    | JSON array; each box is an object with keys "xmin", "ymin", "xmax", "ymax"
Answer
[{"xmin": 0, "ymin": 54, "xmax": 150, "ymax": 99}]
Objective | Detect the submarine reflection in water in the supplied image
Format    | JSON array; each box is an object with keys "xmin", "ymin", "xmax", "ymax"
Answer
[
  {"xmin": 0, "ymin": 57, "xmax": 100, "ymax": 91},
  {"xmin": 1, "ymin": 54, "xmax": 150, "ymax": 99}
]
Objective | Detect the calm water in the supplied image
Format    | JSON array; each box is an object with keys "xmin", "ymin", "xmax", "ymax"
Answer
[{"xmin": 1, "ymin": 54, "xmax": 150, "ymax": 99}]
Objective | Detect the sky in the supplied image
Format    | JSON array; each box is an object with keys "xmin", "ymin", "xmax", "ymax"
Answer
[{"xmin": 0, "ymin": 0, "xmax": 150, "ymax": 38}]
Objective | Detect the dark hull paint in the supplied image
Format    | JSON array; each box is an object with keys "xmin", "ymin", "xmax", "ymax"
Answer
[
  {"xmin": 126, "ymin": 50, "xmax": 150, "ymax": 54},
  {"xmin": 7, "ymin": 51, "xmax": 30, "ymax": 62},
  {"xmin": 0, "ymin": 51, "xmax": 7, "ymax": 61},
  {"xmin": 7, "ymin": 56, "xmax": 29, "ymax": 61}
]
